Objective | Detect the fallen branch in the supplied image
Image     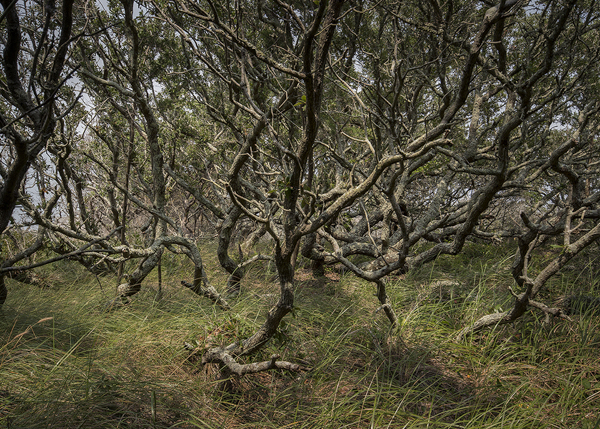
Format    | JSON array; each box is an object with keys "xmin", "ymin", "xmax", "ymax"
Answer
[
  {"xmin": 181, "ymin": 280, "xmax": 231, "ymax": 310},
  {"xmin": 456, "ymin": 295, "xmax": 573, "ymax": 340},
  {"xmin": 456, "ymin": 311, "xmax": 509, "ymax": 340},
  {"xmin": 220, "ymin": 353, "xmax": 306, "ymax": 376},
  {"xmin": 528, "ymin": 298, "xmax": 572, "ymax": 324},
  {"xmin": 458, "ymin": 218, "xmax": 600, "ymax": 339},
  {"xmin": 183, "ymin": 340, "xmax": 308, "ymax": 378},
  {"xmin": 201, "ymin": 347, "xmax": 307, "ymax": 376}
]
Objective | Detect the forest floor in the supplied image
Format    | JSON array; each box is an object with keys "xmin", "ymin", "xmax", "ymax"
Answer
[{"xmin": 1, "ymin": 242, "xmax": 599, "ymax": 428}]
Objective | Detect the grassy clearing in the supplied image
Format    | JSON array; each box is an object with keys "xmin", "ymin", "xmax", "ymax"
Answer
[{"xmin": 1, "ymin": 243, "xmax": 599, "ymax": 428}]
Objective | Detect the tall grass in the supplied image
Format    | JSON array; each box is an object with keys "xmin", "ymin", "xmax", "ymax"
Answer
[{"xmin": 1, "ymin": 243, "xmax": 599, "ymax": 428}]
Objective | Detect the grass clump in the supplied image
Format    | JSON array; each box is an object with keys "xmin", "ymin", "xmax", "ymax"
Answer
[{"xmin": 0, "ymin": 243, "xmax": 599, "ymax": 428}]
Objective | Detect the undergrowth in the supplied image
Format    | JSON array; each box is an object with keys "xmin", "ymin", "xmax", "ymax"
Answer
[{"xmin": 1, "ymin": 242, "xmax": 599, "ymax": 428}]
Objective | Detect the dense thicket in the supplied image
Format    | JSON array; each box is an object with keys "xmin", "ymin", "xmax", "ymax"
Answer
[{"xmin": 2, "ymin": 0, "xmax": 600, "ymax": 373}]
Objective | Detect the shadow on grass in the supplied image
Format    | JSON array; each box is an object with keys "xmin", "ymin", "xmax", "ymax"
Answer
[{"xmin": 178, "ymin": 268, "xmax": 492, "ymax": 428}]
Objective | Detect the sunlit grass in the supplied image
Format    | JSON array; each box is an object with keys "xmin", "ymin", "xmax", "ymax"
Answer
[{"xmin": 1, "ymin": 243, "xmax": 599, "ymax": 428}]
